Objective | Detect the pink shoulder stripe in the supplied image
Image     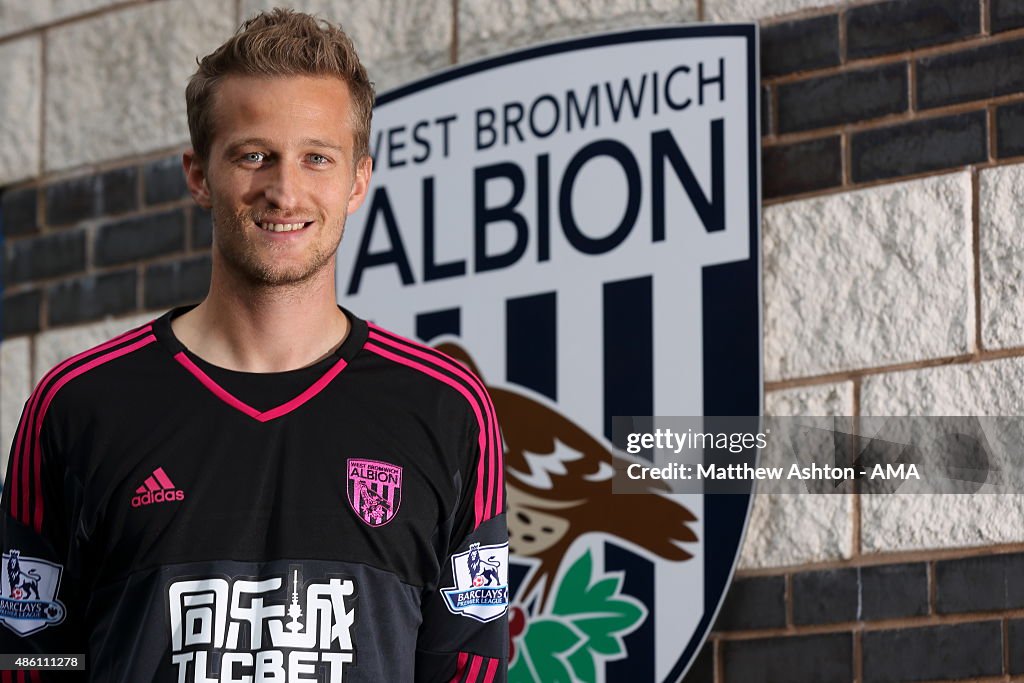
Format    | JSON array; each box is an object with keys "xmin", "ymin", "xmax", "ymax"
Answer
[
  {"xmin": 449, "ymin": 652, "xmax": 469, "ymax": 683},
  {"xmin": 11, "ymin": 324, "xmax": 156, "ymax": 532},
  {"xmin": 365, "ymin": 340, "xmax": 498, "ymax": 529},
  {"xmin": 11, "ymin": 324, "xmax": 152, "ymax": 520},
  {"xmin": 11, "ymin": 324, "xmax": 153, "ymax": 528},
  {"xmin": 8, "ymin": 666, "xmax": 40, "ymax": 682},
  {"xmin": 466, "ymin": 655, "xmax": 484, "ymax": 682},
  {"xmin": 30, "ymin": 334, "xmax": 157, "ymax": 531},
  {"xmin": 483, "ymin": 657, "xmax": 500, "ymax": 683},
  {"xmin": 367, "ymin": 324, "xmax": 504, "ymax": 521}
]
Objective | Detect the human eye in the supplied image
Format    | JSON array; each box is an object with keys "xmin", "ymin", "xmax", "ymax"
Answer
[
  {"xmin": 308, "ymin": 153, "xmax": 332, "ymax": 166},
  {"xmin": 238, "ymin": 151, "xmax": 266, "ymax": 165}
]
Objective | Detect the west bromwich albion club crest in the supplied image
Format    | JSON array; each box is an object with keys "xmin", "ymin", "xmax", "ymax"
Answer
[
  {"xmin": 338, "ymin": 25, "xmax": 760, "ymax": 681},
  {"xmin": 0, "ymin": 549, "xmax": 67, "ymax": 636},
  {"xmin": 346, "ymin": 458, "xmax": 403, "ymax": 526},
  {"xmin": 442, "ymin": 542, "xmax": 510, "ymax": 623}
]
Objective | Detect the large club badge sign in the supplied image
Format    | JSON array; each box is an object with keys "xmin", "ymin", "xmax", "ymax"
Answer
[{"xmin": 337, "ymin": 27, "xmax": 761, "ymax": 682}]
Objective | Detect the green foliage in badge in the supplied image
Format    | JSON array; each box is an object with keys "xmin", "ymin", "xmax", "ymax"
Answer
[{"xmin": 509, "ymin": 550, "xmax": 646, "ymax": 683}]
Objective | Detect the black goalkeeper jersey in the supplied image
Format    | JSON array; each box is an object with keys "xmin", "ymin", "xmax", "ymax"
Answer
[{"xmin": 0, "ymin": 307, "xmax": 508, "ymax": 682}]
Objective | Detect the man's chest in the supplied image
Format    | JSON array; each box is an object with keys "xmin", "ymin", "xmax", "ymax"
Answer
[{"xmin": 71, "ymin": 399, "xmax": 463, "ymax": 589}]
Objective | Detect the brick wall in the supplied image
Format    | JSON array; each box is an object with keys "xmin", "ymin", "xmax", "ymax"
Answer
[
  {"xmin": 761, "ymin": 0, "xmax": 1024, "ymax": 199},
  {"xmin": 2, "ymin": 0, "xmax": 1024, "ymax": 681},
  {"xmin": 2, "ymin": 155, "xmax": 211, "ymax": 336},
  {"xmin": 721, "ymin": 1, "xmax": 1024, "ymax": 680},
  {"xmin": 707, "ymin": 548, "xmax": 1024, "ymax": 682}
]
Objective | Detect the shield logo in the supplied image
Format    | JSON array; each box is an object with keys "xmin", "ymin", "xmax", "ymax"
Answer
[
  {"xmin": 346, "ymin": 458, "xmax": 403, "ymax": 527},
  {"xmin": 337, "ymin": 25, "xmax": 760, "ymax": 681},
  {"xmin": 0, "ymin": 549, "xmax": 67, "ymax": 636},
  {"xmin": 442, "ymin": 542, "xmax": 510, "ymax": 623}
]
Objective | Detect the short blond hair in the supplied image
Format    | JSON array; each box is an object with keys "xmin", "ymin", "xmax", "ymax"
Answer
[{"xmin": 186, "ymin": 8, "xmax": 374, "ymax": 163}]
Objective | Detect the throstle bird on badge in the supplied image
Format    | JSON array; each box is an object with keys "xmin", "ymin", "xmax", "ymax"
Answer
[
  {"xmin": 435, "ymin": 342, "xmax": 699, "ymax": 606},
  {"xmin": 346, "ymin": 458, "xmax": 404, "ymax": 527}
]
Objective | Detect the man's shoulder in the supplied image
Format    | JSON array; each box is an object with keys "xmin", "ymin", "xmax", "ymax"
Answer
[
  {"xmin": 30, "ymin": 319, "xmax": 162, "ymax": 416},
  {"xmin": 359, "ymin": 322, "xmax": 494, "ymax": 416}
]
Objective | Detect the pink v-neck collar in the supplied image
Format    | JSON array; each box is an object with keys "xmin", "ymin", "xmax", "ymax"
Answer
[
  {"xmin": 172, "ymin": 351, "xmax": 349, "ymax": 422},
  {"xmin": 153, "ymin": 306, "xmax": 366, "ymax": 422}
]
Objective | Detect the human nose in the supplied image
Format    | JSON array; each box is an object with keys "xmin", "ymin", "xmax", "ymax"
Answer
[{"xmin": 262, "ymin": 159, "xmax": 302, "ymax": 210}]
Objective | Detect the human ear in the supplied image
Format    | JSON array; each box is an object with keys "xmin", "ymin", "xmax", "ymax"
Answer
[
  {"xmin": 183, "ymin": 149, "xmax": 212, "ymax": 209},
  {"xmin": 346, "ymin": 155, "xmax": 373, "ymax": 215}
]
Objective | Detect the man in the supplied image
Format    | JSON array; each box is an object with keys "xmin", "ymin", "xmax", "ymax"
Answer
[{"xmin": 0, "ymin": 9, "xmax": 508, "ymax": 682}]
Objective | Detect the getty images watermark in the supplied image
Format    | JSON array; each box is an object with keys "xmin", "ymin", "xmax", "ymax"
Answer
[{"xmin": 609, "ymin": 417, "xmax": 1024, "ymax": 494}]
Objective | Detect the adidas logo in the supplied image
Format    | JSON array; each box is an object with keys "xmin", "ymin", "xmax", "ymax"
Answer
[{"xmin": 131, "ymin": 467, "xmax": 185, "ymax": 508}]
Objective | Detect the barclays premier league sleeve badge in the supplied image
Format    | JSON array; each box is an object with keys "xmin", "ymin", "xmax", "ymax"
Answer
[
  {"xmin": 0, "ymin": 549, "xmax": 67, "ymax": 636},
  {"xmin": 441, "ymin": 542, "xmax": 510, "ymax": 622}
]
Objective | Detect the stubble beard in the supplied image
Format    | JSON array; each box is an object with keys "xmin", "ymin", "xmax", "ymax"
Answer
[{"xmin": 212, "ymin": 204, "xmax": 345, "ymax": 288}]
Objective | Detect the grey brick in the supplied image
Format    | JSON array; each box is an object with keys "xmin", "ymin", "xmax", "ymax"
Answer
[
  {"xmin": 45, "ymin": 174, "xmax": 100, "ymax": 226},
  {"xmin": 862, "ymin": 622, "xmax": 1002, "ymax": 682},
  {"xmin": 935, "ymin": 552, "xmax": 1024, "ymax": 613},
  {"xmin": 715, "ymin": 576, "xmax": 786, "ymax": 631},
  {"xmin": 722, "ymin": 633, "xmax": 852, "ymax": 683},
  {"xmin": 991, "ymin": 0, "xmax": 1024, "ymax": 32},
  {"xmin": 100, "ymin": 166, "xmax": 138, "ymax": 216},
  {"xmin": 46, "ymin": 168, "xmax": 138, "ymax": 226},
  {"xmin": 761, "ymin": 15, "xmax": 839, "ymax": 79},
  {"xmin": 1010, "ymin": 619, "xmax": 1024, "ymax": 674},
  {"xmin": 144, "ymin": 255, "xmax": 210, "ymax": 309},
  {"xmin": 3, "ymin": 289, "xmax": 41, "ymax": 336},
  {"xmin": 144, "ymin": 155, "xmax": 188, "ymax": 205},
  {"xmin": 847, "ymin": 0, "xmax": 980, "ymax": 60},
  {"xmin": 918, "ymin": 37, "xmax": 1024, "ymax": 109},
  {"xmin": 191, "ymin": 206, "xmax": 212, "ymax": 249},
  {"xmin": 4, "ymin": 230, "xmax": 86, "ymax": 284},
  {"xmin": 792, "ymin": 568, "xmax": 857, "ymax": 625},
  {"xmin": 46, "ymin": 270, "xmax": 137, "ymax": 326},
  {"xmin": 850, "ymin": 110, "xmax": 987, "ymax": 183},
  {"xmin": 763, "ymin": 136, "xmax": 842, "ymax": 199},
  {"xmin": 1, "ymin": 187, "xmax": 38, "ymax": 237},
  {"xmin": 777, "ymin": 63, "xmax": 907, "ymax": 134},
  {"xmin": 996, "ymin": 101, "xmax": 1024, "ymax": 158},
  {"xmin": 860, "ymin": 563, "xmax": 928, "ymax": 620},
  {"xmin": 94, "ymin": 209, "xmax": 185, "ymax": 267}
]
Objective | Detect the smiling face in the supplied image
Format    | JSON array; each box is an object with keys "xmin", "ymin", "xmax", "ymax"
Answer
[{"xmin": 184, "ymin": 74, "xmax": 371, "ymax": 288}]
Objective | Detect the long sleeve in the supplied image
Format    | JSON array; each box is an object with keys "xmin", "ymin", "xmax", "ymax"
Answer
[
  {"xmin": 416, "ymin": 388, "xmax": 508, "ymax": 683},
  {"xmin": 0, "ymin": 384, "xmax": 86, "ymax": 682}
]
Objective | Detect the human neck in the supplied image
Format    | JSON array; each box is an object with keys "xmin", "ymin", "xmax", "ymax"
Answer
[{"xmin": 171, "ymin": 268, "xmax": 349, "ymax": 373}]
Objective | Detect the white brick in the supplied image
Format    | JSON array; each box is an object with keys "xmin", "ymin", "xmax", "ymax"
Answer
[
  {"xmin": 458, "ymin": 0, "xmax": 698, "ymax": 62},
  {"xmin": 0, "ymin": 0, "xmax": 126, "ymax": 37},
  {"xmin": 33, "ymin": 313, "xmax": 155, "ymax": 385},
  {"xmin": 862, "ymin": 357, "xmax": 1024, "ymax": 416},
  {"xmin": 765, "ymin": 381, "xmax": 853, "ymax": 417},
  {"xmin": 706, "ymin": 0, "xmax": 836, "ymax": 22},
  {"xmin": 239, "ymin": 0, "xmax": 451, "ymax": 92},
  {"xmin": 739, "ymin": 493, "xmax": 853, "ymax": 568},
  {"xmin": 44, "ymin": 0, "xmax": 235, "ymax": 171},
  {"xmin": 861, "ymin": 359, "xmax": 1024, "ymax": 553},
  {"xmin": 979, "ymin": 163, "xmax": 1024, "ymax": 350},
  {"xmin": 765, "ymin": 173, "xmax": 973, "ymax": 382},
  {"xmin": 740, "ymin": 381, "xmax": 854, "ymax": 569},
  {"xmin": 1, "ymin": 339, "xmax": 31, "ymax": 481},
  {"xmin": 861, "ymin": 494, "xmax": 1024, "ymax": 553},
  {"xmin": 0, "ymin": 36, "xmax": 41, "ymax": 185}
]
